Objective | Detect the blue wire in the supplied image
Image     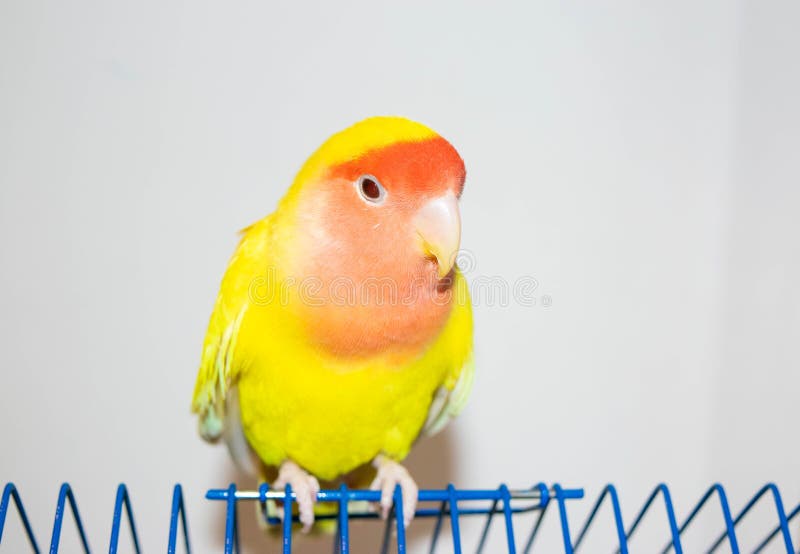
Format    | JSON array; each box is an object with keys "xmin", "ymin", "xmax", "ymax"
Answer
[
  {"xmin": 447, "ymin": 484, "xmax": 462, "ymax": 554},
  {"xmin": 706, "ymin": 484, "xmax": 793, "ymax": 553},
  {"xmin": 282, "ymin": 484, "xmax": 293, "ymax": 554},
  {"xmin": 572, "ymin": 484, "xmax": 627, "ymax": 553},
  {"xmin": 662, "ymin": 484, "xmax": 738, "ymax": 554},
  {"xmin": 379, "ymin": 506, "xmax": 393, "ymax": 554},
  {"xmin": 500, "ymin": 484, "xmax": 516, "ymax": 554},
  {"xmin": 7, "ymin": 481, "xmax": 800, "ymax": 553},
  {"xmin": 428, "ymin": 500, "xmax": 447, "ymax": 554},
  {"xmin": 393, "ymin": 485, "xmax": 407, "ymax": 554},
  {"xmin": 554, "ymin": 484, "xmax": 576, "ymax": 554},
  {"xmin": 49, "ymin": 484, "xmax": 90, "ymax": 554},
  {"xmin": 475, "ymin": 496, "xmax": 499, "ymax": 552},
  {"xmin": 224, "ymin": 483, "xmax": 238, "ymax": 554},
  {"xmin": 753, "ymin": 501, "xmax": 800, "ymax": 553},
  {"xmin": 167, "ymin": 484, "xmax": 191, "ymax": 554},
  {"xmin": 338, "ymin": 484, "xmax": 349, "ymax": 554},
  {"xmin": 624, "ymin": 484, "xmax": 681, "ymax": 553},
  {"xmin": 0, "ymin": 483, "xmax": 40, "ymax": 553},
  {"xmin": 108, "ymin": 484, "xmax": 141, "ymax": 554}
]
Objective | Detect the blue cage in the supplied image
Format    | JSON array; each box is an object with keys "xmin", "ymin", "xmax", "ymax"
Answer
[{"xmin": 1, "ymin": 481, "xmax": 799, "ymax": 553}]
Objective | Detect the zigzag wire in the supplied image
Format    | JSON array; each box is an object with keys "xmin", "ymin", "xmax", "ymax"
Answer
[
  {"xmin": 49, "ymin": 483, "xmax": 91, "ymax": 553},
  {"xmin": 0, "ymin": 483, "xmax": 40, "ymax": 552},
  {"xmin": 571, "ymin": 484, "xmax": 627, "ymax": 553},
  {"xmin": 4, "ymin": 482, "xmax": 800, "ymax": 553},
  {"xmin": 223, "ymin": 483, "xmax": 238, "ymax": 554},
  {"xmin": 659, "ymin": 484, "xmax": 738, "ymax": 554},
  {"xmin": 621, "ymin": 484, "xmax": 681, "ymax": 553},
  {"xmin": 522, "ymin": 483, "xmax": 552, "ymax": 554},
  {"xmin": 167, "ymin": 484, "xmax": 192, "ymax": 554},
  {"xmin": 754, "ymin": 501, "xmax": 800, "ymax": 553},
  {"xmin": 706, "ymin": 484, "xmax": 793, "ymax": 553},
  {"xmin": 108, "ymin": 484, "xmax": 141, "ymax": 554}
]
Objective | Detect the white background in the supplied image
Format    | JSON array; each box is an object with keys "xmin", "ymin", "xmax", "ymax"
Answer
[{"xmin": 1, "ymin": 1, "xmax": 798, "ymax": 552}]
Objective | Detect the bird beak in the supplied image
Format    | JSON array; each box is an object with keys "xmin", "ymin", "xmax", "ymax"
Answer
[{"xmin": 414, "ymin": 192, "xmax": 461, "ymax": 278}]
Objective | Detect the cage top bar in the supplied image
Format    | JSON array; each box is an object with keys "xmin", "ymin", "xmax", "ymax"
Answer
[{"xmin": 205, "ymin": 485, "xmax": 584, "ymax": 503}]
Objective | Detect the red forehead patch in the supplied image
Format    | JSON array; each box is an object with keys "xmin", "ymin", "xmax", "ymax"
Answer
[{"xmin": 327, "ymin": 136, "xmax": 466, "ymax": 197}]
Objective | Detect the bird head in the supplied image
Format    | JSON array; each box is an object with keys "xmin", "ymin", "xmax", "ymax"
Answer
[
  {"xmin": 283, "ymin": 116, "xmax": 465, "ymax": 281},
  {"xmin": 275, "ymin": 116, "xmax": 467, "ymax": 357}
]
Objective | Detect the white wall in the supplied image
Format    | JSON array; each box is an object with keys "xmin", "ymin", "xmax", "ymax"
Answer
[
  {"xmin": 1, "ymin": 1, "xmax": 797, "ymax": 552},
  {"xmin": 710, "ymin": 0, "xmax": 800, "ymax": 541}
]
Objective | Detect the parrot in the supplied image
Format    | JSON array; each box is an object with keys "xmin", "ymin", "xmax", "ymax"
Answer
[{"xmin": 191, "ymin": 116, "xmax": 474, "ymax": 531}]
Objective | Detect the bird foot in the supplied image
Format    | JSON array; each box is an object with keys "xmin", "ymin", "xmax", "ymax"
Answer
[
  {"xmin": 370, "ymin": 455, "xmax": 418, "ymax": 528},
  {"xmin": 273, "ymin": 460, "xmax": 320, "ymax": 532}
]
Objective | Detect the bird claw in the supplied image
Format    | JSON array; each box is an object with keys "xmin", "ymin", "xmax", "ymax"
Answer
[
  {"xmin": 274, "ymin": 460, "xmax": 320, "ymax": 533},
  {"xmin": 370, "ymin": 455, "xmax": 418, "ymax": 529}
]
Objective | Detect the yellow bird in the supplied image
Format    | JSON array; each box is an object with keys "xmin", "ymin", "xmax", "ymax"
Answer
[{"xmin": 192, "ymin": 116, "xmax": 474, "ymax": 530}]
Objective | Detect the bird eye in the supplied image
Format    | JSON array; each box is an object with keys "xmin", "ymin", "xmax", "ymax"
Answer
[{"xmin": 356, "ymin": 175, "xmax": 386, "ymax": 204}]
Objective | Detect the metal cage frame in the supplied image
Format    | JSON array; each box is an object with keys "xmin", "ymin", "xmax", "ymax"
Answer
[{"xmin": 2, "ymin": 481, "xmax": 799, "ymax": 553}]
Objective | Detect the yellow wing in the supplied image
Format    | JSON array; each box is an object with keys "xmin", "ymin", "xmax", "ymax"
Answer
[
  {"xmin": 422, "ymin": 270, "xmax": 475, "ymax": 436},
  {"xmin": 191, "ymin": 219, "xmax": 269, "ymax": 441},
  {"xmin": 422, "ymin": 354, "xmax": 475, "ymax": 436}
]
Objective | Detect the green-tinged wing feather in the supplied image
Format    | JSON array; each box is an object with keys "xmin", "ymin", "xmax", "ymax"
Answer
[
  {"xmin": 422, "ymin": 353, "xmax": 475, "ymax": 436},
  {"xmin": 191, "ymin": 219, "xmax": 268, "ymax": 441}
]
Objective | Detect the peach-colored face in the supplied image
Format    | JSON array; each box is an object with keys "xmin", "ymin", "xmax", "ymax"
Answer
[{"xmin": 289, "ymin": 137, "xmax": 466, "ymax": 359}]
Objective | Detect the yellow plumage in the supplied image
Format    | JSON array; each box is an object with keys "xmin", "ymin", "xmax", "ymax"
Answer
[{"xmin": 192, "ymin": 116, "xmax": 473, "ymax": 484}]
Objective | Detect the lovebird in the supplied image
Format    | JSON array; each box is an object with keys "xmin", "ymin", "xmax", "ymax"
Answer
[{"xmin": 192, "ymin": 116, "xmax": 474, "ymax": 530}]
